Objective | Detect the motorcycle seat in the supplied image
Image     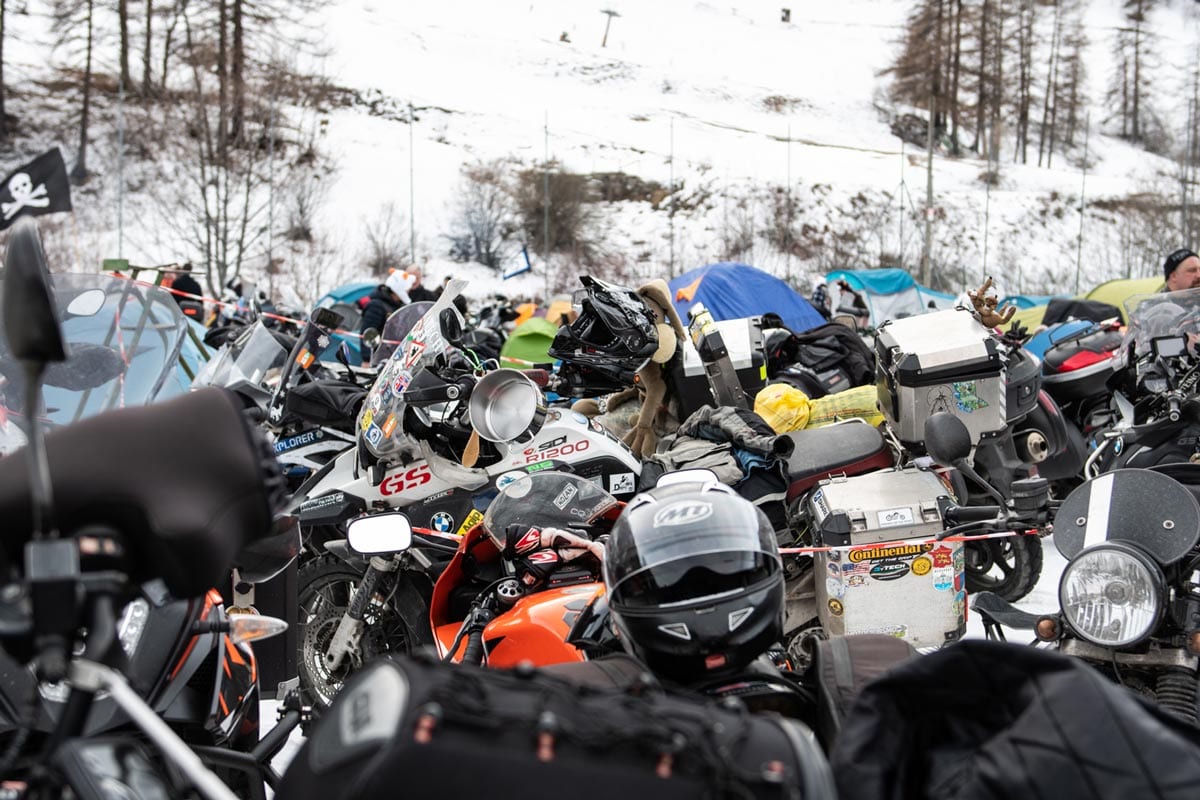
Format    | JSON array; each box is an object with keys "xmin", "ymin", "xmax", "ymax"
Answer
[{"xmin": 782, "ymin": 422, "xmax": 894, "ymax": 502}]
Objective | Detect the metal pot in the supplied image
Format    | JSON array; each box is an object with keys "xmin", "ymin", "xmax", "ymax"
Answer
[{"xmin": 468, "ymin": 369, "xmax": 548, "ymax": 444}]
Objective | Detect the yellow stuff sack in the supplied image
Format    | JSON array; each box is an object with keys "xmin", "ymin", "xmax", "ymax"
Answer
[
  {"xmin": 753, "ymin": 383, "xmax": 811, "ymax": 433},
  {"xmin": 806, "ymin": 385, "xmax": 884, "ymax": 429}
]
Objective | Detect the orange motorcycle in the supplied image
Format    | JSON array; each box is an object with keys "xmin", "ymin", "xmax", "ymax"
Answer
[{"xmin": 348, "ymin": 471, "xmax": 622, "ymax": 668}]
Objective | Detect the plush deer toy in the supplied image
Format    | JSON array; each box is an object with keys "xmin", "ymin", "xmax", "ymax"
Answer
[{"xmin": 968, "ymin": 276, "xmax": 1016, "ymax": 329}]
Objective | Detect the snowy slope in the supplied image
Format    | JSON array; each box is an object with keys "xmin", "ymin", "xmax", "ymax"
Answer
[{"xmin": 5, "ymin": 0, "xmax": 1200, "ymax": 304}]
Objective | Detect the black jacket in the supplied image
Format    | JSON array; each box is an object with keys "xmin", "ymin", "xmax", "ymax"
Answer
[{"xmin": 360, "ymin": 286, "xmax": 402, "ymax": 336}]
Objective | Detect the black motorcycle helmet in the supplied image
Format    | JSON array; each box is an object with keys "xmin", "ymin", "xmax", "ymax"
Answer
[
  {"xmin": 548, "ymin": 276, "xmax": 659, "ymax": 392},
  {"xmin": 603, "ymin": 480, "xmax": 784, "ymax": 685}
]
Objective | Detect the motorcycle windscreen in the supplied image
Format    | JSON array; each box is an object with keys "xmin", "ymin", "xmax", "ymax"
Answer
[{"xmin": 1054, "ymin": 468, "xmax": 1200, "ymax": 564}]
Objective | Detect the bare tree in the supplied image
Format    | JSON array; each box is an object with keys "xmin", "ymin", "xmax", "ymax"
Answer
[
  {"xmin": 1108, "ymin": 0, "xmax": 1160, "ymax": 146},
  {"xmin": 52, "ymin": 0, "xmax": 99, "ymax": 183},
  {"xmin": 118, "ymin": 0, "xmax": 131, "ymax": 90},
  {"xmin": 1037, "ymin": 0, "xmax": 1062, "ymax": 167},
  {"xmin": 447, "ymin": 159, "xmax": 518, "ymax": 270},
  {"xmin": 1012, "ymin": 0, "xmax": 1035, "ymax": 164},
  {"xmin": 140, "ymin": 0, "xmax": 152, "ymax": 95},
  {"xmin": 0, "ymin": 0, "xmax": 8, "ymax": 139},
  {"xmin": 1057, "ymin": 2, "xmax": 1087, "ymax": 149},
  {"xmin": 361, "ymin": 202, "xmax": 408, "ymax": 276}
]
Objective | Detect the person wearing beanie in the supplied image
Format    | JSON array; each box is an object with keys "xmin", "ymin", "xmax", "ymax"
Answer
[
  {"xmin": 359, "ymin": 270, "xmax": 416, "ymax": 358},
  {"xmin": 1163, "ymin": 248, "xmax": 1200, "ymax": 292}
]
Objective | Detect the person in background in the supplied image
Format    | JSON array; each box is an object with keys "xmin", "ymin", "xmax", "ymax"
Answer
[
  {"xmin": 1163, "ymin": 248, "xmax": 1200, "ymax": 292},
  {"xmin": 360, "ymin": 271, "xmax": 415, "ymax": 358},
  {"xmin": 171, "ymin": 262, "xmax": 203, "ymax": 306},
  {"xmin": 407, "ymin": 268, "xmax": 439, "ymax": 303}
]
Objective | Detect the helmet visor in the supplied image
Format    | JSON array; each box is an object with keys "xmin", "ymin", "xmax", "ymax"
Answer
[{"xmin": 611, "ymin": 549, "xmax": 779, "ymax": 608}]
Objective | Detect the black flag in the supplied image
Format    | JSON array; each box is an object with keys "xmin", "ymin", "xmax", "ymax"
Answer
[{"xmin": 0, "ymin": 148, "xmax": 73, "ymax": 232}]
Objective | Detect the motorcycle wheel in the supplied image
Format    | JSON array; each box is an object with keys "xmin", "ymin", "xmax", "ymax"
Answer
[
  {"xmin": 296, "ymin": 555, "xmax": 420, "ymax": 709},
  {"xmin": 963, "ymin": 535, "xmax": 1043, "ymax": 602}
]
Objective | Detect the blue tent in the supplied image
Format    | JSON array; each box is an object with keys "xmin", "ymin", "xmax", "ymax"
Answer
[
  {"xmin": 1000, "ymin": 293, "xmax": 1068, "ymax": 310},
  {"xmin": 824, "ymin": 268, "xmax": 958, "ymax": 328},
  {"xmin": 313, "ymin": 280, "xmax": 376, "ymax": 364},
  {"xmin": 669, "ymin": 262, "xmax": 826, "ymax": 333}
]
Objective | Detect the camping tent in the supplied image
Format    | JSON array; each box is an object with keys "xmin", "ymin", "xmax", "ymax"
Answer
[
  {"xmin": 670, "ymin": 262, "xmax": 826, "ymax": 333},
  {"xmin": 1007, "ymin": 276, "xmax": 1162, "ymax": 331},
  {"xmin": 824, "ymin": 268, "xmax": 956, "ymax": 329},
  {"xmin": 500, "ymin": 317, "xmax": 559, "ymax": 368},
  {"xmin": 313, "ymin": 280, "xmax": 376, "ymax": 364}
]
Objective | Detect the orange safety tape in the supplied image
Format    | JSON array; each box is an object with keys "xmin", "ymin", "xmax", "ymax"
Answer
[{"xmin": 779, "ymin": 527, "xmax": 1045, "ymax": 556}]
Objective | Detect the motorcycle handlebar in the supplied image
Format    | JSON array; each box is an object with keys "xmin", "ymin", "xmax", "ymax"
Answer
[
  {"xmin": 943, "ymin": 505, "xmax": 1003, "ymax": 525},
  {"xmin": 404, "ymin": 377, "xmax": 475, "ymax": 407},
  {"xmin": 1168, "ymin": 395, "xmax": 1182, "ymax": 423},
  {"xmin": 460, "ymin": 629, "xmax": 485, "ymax": 665}
]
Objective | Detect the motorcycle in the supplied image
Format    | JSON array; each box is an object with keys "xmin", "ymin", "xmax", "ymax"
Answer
[
  {"xmin": 0, "ymin": 219, "xmax": 300, "ymax": 799},
  {"xmin": 973, "ymin": 464, "xmax": 1200, "ymax": 726},
  {"xmin": 347, "ymin": 471, "xmax": 619, "ymax": 670},
  {"xmin": 294, "ymin": 282, "xmax": 642, "ymax": 706},
  {"xmin": 1086, "ymin": 288, "xmax": 1200, "ymax": 474}
]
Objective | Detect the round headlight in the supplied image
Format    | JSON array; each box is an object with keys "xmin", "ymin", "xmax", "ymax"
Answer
[{"xmin": 1059, "ymin": 542, "xmax": 1164, "ymax": 648}]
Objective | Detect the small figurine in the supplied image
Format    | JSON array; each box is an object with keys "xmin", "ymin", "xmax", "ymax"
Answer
[{"xmin": 967, "ymin": 277, "xmax": 1016, "ymax": 328}]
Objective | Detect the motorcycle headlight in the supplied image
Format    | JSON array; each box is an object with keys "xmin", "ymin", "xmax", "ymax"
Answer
[{"xmin": 1059, "ymin": 542, "xmax": 1164, "ymax": 648}]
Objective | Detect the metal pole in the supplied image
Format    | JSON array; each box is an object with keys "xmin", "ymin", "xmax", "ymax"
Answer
[
  {"xmin": 922, "ymin": 95, "xmax": 936, "ymax": 286},
  {"xmin": 786, "ymin": 122, "xmax": 792, "ymax": 278},
  {"xmin": 1074, "ymin": 112, "xmax": 1090, "ymax": 294},
  {"xmin": 543, "ymin": 111, "xmax": 550, "ymax": 300},
  {"xmin": 117, "ymin": 73, "xmax": 124, "ymax": 257},
  {"xmin": 669, "ymin": 117, "xmax": 675, "ymax": 275},
  {"xmin": 267, "ymin": 73, "xmax": 275, "ymax": 294},
  {"xmin": 983, "ymin": 151, "xmax": 991, "ymax": 279},
  {"xmin": 898, "ymin": 141, "xmax": 905, "ymax": 270},
  {"xmin": 409, "ymin": 100, "xmax": 416, "ymax": 265}
]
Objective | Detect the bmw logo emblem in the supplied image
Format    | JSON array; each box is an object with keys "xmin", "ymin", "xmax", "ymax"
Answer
[{"xmin": 430, "ymin": 512, "xmax": 454, "ymax": 533}]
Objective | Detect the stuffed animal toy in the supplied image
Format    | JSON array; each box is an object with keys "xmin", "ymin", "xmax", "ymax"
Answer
[
  {"xmin": 967, "ymin": 277, "xmax": 1016, "ymax": 329},
  {"xmin": 572, "ymin": 279, "xmax": 687, "ymax": 458}
]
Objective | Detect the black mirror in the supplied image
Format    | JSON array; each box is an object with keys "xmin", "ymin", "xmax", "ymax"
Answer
[
  {"xmin": 361, "ymin": 327, "xmax": 381, "ymax": 350},
  {"xmin": 439, "ymin": 307, "xmax": 463, "ymax": 345},
  {"xmin": 924, "ymin": 412, "xmax": 972, "ymax": 465},
  {"xmin": 2, "ymin": 218, "xmax": 65, "ymax": 365},
  {"xmin": 1151, "ymin": 335, "xmax": 1187, "ymax": 359},
  {"xmin": 312, "ymin": 306, "xmax": 343, "ymax": 330}
]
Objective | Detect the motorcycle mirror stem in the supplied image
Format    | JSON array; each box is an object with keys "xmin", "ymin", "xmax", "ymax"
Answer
[
  {"xmin": 923, "ymin": 412, "xmax": 1009, "ymax": 511},
  {"xmin": 2, "ymin": 219, "xmax": 64, "ymax": 539}
]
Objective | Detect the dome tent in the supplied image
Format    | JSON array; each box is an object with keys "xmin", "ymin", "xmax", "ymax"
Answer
[
  {"xmin": 824, "ymin": 268, "xmax": 955, "ymax": 329},
  {"xmin": 669, "ymin": 262, "xmax": 826, "ymax": 333}
]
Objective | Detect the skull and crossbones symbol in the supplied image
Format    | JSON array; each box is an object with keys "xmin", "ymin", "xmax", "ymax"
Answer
[{"xmin": 1, "ymin": 173, "xmax": 49, "ymax": 220}]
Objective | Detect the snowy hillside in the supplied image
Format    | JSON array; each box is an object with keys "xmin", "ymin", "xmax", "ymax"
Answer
[{"xmin": 5, "ymin": 0, "xmax": 1200, "ymax": 304}]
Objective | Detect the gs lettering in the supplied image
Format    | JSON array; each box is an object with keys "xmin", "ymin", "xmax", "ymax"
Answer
[{"xmin": 379, "ymin": 464, "xmax": 433, "ymax": 496}]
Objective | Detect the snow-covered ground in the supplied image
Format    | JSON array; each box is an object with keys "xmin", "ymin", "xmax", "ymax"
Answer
[{"xmin": 6, "ymin": 0, "xmax": 1200, "ymax": 303}]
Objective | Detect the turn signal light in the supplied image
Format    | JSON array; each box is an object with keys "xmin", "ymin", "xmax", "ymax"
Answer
[
  {"xmin": 1035, "ymin": 616, "xmax": 1060, "ymax": 641},
  {"xmin": 227, "ymin": 613, "xmax": 288, "ymax": 645}
]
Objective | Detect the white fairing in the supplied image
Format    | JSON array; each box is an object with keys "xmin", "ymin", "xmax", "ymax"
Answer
[{"xmin": 301, "ymin": 406, "xmax": 642, "ymax": 510}]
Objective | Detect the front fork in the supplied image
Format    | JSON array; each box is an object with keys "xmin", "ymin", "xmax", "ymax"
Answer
[{"xmin": 322, "ymin": 555, "xmax": 399, "ymax": 673}]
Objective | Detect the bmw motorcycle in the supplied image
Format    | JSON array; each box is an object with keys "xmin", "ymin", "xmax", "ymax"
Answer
[{"xmin": 294, "ymin": 283, "xmax": 642, "ymax": 707}]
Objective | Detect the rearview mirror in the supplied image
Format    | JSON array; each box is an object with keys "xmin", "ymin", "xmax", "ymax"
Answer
[
  {"xmin": 923, "ymin": 412, "xmax": 973, "ymax": 466},
  {"xmin": 2, "ymin": 217, "xmax": 65, "ymax": 365},
  {"xmin": 361, "ymin": 327, "xmax": 381, "ymax": 351},
  {"xmin": 439, "ymin": 307, "xmax": 464, "ymax": 346},
  {"xmin": 1151, "ymin": 335, "xmax": 1187, "ymax": 359},
  {"xmin": 347, "ymin": 512, "xmax": 414, "ymax": 555}
]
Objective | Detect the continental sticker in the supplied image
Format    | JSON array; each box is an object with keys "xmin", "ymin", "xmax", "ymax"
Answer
[
  {"xmin": 847, "ymin": 542, "xmax": 933, "ymax": 564},
  {"xmin": 910, "ymin": 556, "xmax": 933, "ymax": 576}
]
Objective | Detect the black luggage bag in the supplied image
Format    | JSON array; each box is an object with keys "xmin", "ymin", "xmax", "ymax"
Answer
[{"xmin": 277, "ymin": 652, "xmax": 836, "ymax": 800}]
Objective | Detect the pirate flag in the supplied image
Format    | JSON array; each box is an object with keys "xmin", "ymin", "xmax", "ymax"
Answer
[{"xmin": 0, "ymin": 148, "xmax": 73, "ymax": 232}]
